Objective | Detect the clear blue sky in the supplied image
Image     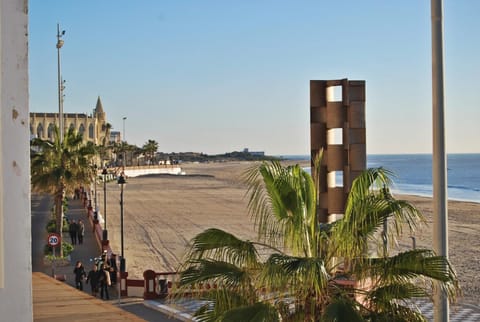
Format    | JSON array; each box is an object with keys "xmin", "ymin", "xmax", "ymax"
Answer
[{"xmin": 29, "ymin": 1, "xmax": 480, "ymax": 155}]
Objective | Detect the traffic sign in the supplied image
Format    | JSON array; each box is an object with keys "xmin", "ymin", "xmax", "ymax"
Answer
[{"xmin": 47, "ymin": 233, "xmax": 61, "ymax": 247}]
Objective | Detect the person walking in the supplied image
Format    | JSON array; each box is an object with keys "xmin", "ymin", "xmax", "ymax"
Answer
[
  {"xmin": 108, "ymin": 253, "xmax": 118, "ymax": 285},
  {"xmin": 86, "ymin": 265, "xmax": 100, "ymax": 297},
  {"xmin": 73, "ymin": 261, "xmax": 86, "ymax": 291},
  {"xmin": 99, "ymin": 264, "xmax": 111, "ymax": 300},
  {"xmin": 69, "ymin": 219, "xmax": 78, "ymax": 245},
  {"xmin": 77, "ymin": 219, "xmax": 85, "ymax": 244}
]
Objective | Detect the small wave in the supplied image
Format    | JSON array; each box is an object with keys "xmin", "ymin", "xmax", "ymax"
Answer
[{"xmin": 447, "ymin": 184, "xmax": 480, "ymax": 192}]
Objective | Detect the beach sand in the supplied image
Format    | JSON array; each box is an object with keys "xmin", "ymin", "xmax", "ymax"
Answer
[{"xmin": 100, "ymin": 161, "xmax": 479, "ymax": 305}]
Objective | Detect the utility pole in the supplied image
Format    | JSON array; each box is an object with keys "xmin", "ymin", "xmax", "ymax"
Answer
[
  {"xmin": 56, "ymin": 24, "xmax": 65, "ymax": 142},
  {"xmin": 122, "ymin": 117, "xmax": 127, "ymax": 170},
  {"xmin": 431, "ymin": 0, "xmax": 449, "ymax": 321}
]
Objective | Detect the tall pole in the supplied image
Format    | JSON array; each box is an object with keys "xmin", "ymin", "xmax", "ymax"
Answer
[
  {"xmin": 117, "ymin": 175, "xmax": 127, "ymax": 301},
  {"xmin": 431, "ymin": 1, "xmax": 449, "ymax": 321},
  {"xmin": 122, "ymin": 117, "xmax": 127, "ymax": 170},
  {"xmin": 120, "ymin": 183, "xmax": 124, "ymax": 260},
  {"xmin": 94, "ymin": 166, "xmax": 97, "ymax": 210},
  {"xmin": 118, "ymin": 175, "xmax": 126, "ymax": 273},
  {"xmin": 56, "ymin": 24, "xmax": 65, "ymax": 142},
  {"xmin": 102, "ymin": 168, "xmax": 108, "ymax": 241}
]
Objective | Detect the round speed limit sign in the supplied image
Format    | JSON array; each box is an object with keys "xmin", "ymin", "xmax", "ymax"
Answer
[{"xmin": 47, "ymin": 233, "xmax": 61, "ymax": 247}]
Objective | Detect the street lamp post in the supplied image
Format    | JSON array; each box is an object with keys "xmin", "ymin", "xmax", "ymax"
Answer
[
  {"xmin": 102, "ymin": 168, "xmax": 108, "ymax": 241},
  {"xmin": 93, "ymin": 165, "xmax": 98, "ymax": 210},
  {"xmin": 118, "ymin": 174, "xmax": 127, "ymax": 273},
  {"xmin": 117, "ymin": 174, "xmax": 127, "ymax": 302},
  {"xmin": 56, "ymin": 24, "xmax": 65, "ymax": 142},
  {"xmin": 122, "ymin": 117, "xmax": 127, "ymax": 169}
]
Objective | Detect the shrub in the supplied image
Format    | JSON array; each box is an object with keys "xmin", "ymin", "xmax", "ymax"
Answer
[
  {"xmin": 44, "ymin": 241, "xmax": 74, "ymax": 257},
  {"xmin": 45, "ymin": 218, "xmax": 70, "ymax": 233},
  {"xmin": 46, "ymin": 219, "xmax": 56, "ymax": 233}
]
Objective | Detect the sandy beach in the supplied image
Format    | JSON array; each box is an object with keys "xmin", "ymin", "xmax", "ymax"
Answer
[{"xmin": 100, "ymin": 161, "xmax": 479, "ymax": 305}]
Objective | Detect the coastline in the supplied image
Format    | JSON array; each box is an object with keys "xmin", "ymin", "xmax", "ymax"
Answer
[{"xmin": 100, "ymin": 161, "xmax": 479, "ymax": 305}]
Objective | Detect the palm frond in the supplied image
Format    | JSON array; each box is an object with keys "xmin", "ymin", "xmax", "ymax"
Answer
[
  {"xmin": 346, "ymin": 167, "xmax": 394, "ymax": 204},
  {"xmin": 243, "ymin": 161, "xmax": 317, "ymax": 256},
  {"xmin": 184, "ymin": 228, "xmax": 260, "ymax": 268},
  {"xmin": 333, "ymin": 168, "xmax": 425, "ymax": 260},
  {"xmin": 220, "ymin": 302, "xmax": 280, "ymax": 322},
  {"xmin": 261, "ymin": 253, "xmax": 329, "ymax": 296},
  {"xmin": 192, "ymin": 289, "xmax": 251, "ymax": 322},
  {"xmin": 367, "ymin": 282, "xmax": 428, "ymax": 304},
  {"xmin": 362, "ymin": 249, "xmax": 459, "ymax": 301},
  {"xmin": 364, "ymin": 301, "xmax": 428, "ymax": 322},
  {"xmin": 321, "ymin": 297, "xmax": 365, "ymax": 322},
  {"xmin": 180, "ymin": 259, "xmax": 251, "ymax": 289}
]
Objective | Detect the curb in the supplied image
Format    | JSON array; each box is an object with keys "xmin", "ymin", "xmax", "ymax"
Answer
[{"xmin": 143, "ymin": 300, "xmax": 194, "ymax": 322}]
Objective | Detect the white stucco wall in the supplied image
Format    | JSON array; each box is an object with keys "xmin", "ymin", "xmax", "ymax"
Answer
[
  {"xmin": 0, "ymin": 0, "xmax": 32, "ymax": 321},
  {"xmin": 124, "ymin": 166, "xmax": 183, "ymax": 178}
]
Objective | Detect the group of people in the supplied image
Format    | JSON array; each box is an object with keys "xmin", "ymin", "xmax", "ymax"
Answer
[
  {"xmin": 68, "ymin": 219, "xmax": 85, "ymax": 245},
  {"xmin": 73, "ymin": 252, "xmax": 119, "ymax": 300},
  {"xmin": 69, "ymin": 187, "xmax": 120, "ymax": 300}
]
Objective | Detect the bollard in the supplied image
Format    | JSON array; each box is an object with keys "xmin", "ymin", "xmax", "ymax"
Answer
[{"xmin": 143, "ymin": 270, "xmax": 156, "ymax": 299}]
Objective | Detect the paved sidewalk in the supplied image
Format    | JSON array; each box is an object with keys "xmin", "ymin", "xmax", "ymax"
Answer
[
  {"xmin": 33, "ymin": 196, "xmax": 178, "ymax": 321},
  {"xmin": 48, "ymin": 198, "xmax": 109, "ymax": 294}
]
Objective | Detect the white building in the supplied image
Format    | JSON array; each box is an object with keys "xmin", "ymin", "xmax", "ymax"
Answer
[{"xmin": 0, "ymin": 1, "xmax": 32, "ymax": 321}]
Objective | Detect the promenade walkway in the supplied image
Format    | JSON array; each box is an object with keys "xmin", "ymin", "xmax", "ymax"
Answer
[{"xmin": 32, "ymin": 194, "xmax": 177, "ymax": 321}]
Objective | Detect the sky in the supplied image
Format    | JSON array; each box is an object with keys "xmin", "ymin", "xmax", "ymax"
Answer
[{"xmin": 29, "ymin": 1, "xmax": 480, "ymax": 156}]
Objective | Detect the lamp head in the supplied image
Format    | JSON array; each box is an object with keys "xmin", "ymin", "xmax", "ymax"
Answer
[{"xmin": 102, "ymin": 168, "xmax": 108, "ymax": 175}]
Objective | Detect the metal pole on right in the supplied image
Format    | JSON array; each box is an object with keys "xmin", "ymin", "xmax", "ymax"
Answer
[
  {"xmin": 118, "ymin": 174, "xmax": 127, "ymax": 273},
  {"xmin": 431, "ymin": 0, "xmax": 449, "ymax": 321},
  {"xmin": 120, "ymin": 183, "xmax": 124, "ymax": 262},
  {"xmin": 117, "ymin": 174, "xmax": 126, "ymax": 302},
  {"xmin": 122, "ymin": 117, "xmax": 127, "ymax": 169},
  {"xmin": 56, "ymin": 24, "xmax": 65, "ymax": 142},
  {"xmin": 102, "ymin": 168, "xmax": 108, "ymax": 241},
  {"xmin": 94, "ymin": 165, "xmax": 98, "ymax": 210}
]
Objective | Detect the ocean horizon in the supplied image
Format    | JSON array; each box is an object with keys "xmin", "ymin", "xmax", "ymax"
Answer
[{"xmin": 278, "ymin": 153, "xmax": 480, "ymax": 203}]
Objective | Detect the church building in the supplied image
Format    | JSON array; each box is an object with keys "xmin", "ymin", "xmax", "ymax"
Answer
[{"xmin": 29, "ymin": 96, "xmax": 110, "ymax": 145}]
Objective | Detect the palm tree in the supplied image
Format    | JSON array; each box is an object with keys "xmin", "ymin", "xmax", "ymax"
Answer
[
  {"xmin": 31, "ymin": 126, "xmax": 96, "ymax": 256},
  {"xmin": 177, "ymin": 160, "xmax": 459, "ymax": 321},
  {"xmin": 142, "ymin": 139, "xmax": 159, "ymax": 165},
  {"xmin": 98, "ymin": 122, "xmax": 113, "ymax": 167}
]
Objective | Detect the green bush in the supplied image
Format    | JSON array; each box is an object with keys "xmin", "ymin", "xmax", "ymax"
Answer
[
  {"xmin": 44, "ymin": 241, "xmax": 74, "ymax": 257},
  {"xmin": 46, "ymin": 219, "xmax": 56, "ymax": 233},
  {"xmin": 45, "ymin": 218, "xmax": 70, "ymax": 233}
]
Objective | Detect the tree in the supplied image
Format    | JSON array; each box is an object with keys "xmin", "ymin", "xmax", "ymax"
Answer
[
  {"xmin": 177, "ymin": 160, "xmax": 458, "ymax": 321},
  {"xmin": 31, "ymin": 127, "xmax": 96, "ymax": 257},
  {"xmin": 142, "ymin": 139, "xmax": 159, "ymax": 165},
  {"xmin": 98, "ymin": 122, "xmax": 113, "ymax": 166}
]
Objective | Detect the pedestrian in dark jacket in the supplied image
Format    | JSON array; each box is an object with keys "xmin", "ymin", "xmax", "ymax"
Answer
[
  {"xmin": 99, "ymin": 264, "xmax": 111, "ymax": 300},
  {"xmin": 73, "ymin": 261, "xmax": 86, "ymax": 290},
  {"xmin": 69, "ymin": 220, "xmax": 78, "ymax": 245},
  {"xmin": 86, "ymin": 265, "xmax": 100, "ymax": 297},
  {"xmin": 108, "ymin": 254, "xmax": 118, "ymax": 285}
]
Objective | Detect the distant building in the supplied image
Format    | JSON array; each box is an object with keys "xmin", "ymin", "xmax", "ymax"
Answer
[
  {"xmin": 110, "ymin": 131, "xmax": 121, "ymax": 144},
  {"xmin": 29, "ymin": 96, "xmax": 110, "ymax": 145},
  {"xmin": 243, "ymin": 148, "xmax": 265, "ymax": 157}
]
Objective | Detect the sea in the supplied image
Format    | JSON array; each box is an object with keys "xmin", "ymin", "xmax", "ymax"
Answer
[{"xmin": 279, "ymin": 154, "xmax": 480, "ymax": 203}]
